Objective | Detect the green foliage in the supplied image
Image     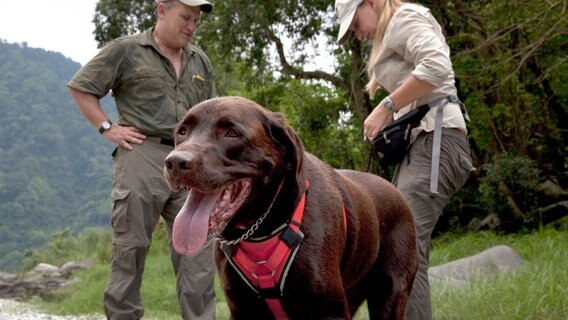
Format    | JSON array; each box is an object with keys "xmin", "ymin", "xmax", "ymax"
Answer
[
  {"xmin": 275, "ymin": 81, "xmax": 362, "ymax": 169},
  {"xmin": 448, "ymin": 0, "xmax": 568, "ymax": 172},
  {"xmin": 93, "ymin": 0, "xmax": 155, "ymax": 47},
  {"xmin": 203, "ymin": 0, "xmax": 333, "ymax": 67},
  {"xmin": 0, "ymin": 40, "xmax": 115, "ymax": 272},
  {"xmin": 20, "ymin": 228, "xmax": 111, "ymax": 273},
  {"xmin": 83, "ymin": 228, "xmax": 113, "ymax": 265},
  {"xmin": 20, "ymin": 229, "xmax": 77, "ymax": 273},
  {"xmin": 429, "ymin": 0, "xmax": 568, "ymax": 230},
  {"xmin": 479, "ymin": 152, "xmax": 540, "ymax": 223}
]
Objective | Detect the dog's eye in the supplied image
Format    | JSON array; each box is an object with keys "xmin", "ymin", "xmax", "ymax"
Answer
[
  {"xmin": 225, "ymin": 128, "xmax": 240, "ymax": 138},
  {"xmin": 177, "ymin": 126, "xmax": 188, "ymax": 136}
]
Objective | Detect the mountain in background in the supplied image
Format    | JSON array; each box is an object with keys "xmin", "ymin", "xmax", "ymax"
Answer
[{"xmin": 0, "ymin": 39, "xmax": 116, "ymax": 271}]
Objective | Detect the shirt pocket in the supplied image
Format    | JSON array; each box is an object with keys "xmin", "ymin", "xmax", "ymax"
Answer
[
  {"xmin": 129, "ymin": 67, "xmax": 168, "ymax": 100},
  {"xmin": 187, "ymin": 74, "xmax": 213, "ymax": 106}
]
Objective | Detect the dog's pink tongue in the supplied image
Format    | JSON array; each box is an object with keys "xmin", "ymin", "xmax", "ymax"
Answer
[{"xmin": 173, "ymin": 189, "xmax": 220, "ymax": 256}]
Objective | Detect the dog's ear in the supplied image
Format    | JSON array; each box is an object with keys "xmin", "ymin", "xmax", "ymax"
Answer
[{"xmin": 266, "ymin": 112, "xmax": 304, "ymax": 187}]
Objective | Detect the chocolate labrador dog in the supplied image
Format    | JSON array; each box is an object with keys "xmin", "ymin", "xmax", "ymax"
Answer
[{"xmin": 164, "ymin": 96, "xmax": 418, "ymax": 320}]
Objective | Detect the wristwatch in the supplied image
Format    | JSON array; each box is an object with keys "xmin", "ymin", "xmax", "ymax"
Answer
[
  {"xmin": 382, "ymin": 96, "xmax": 397, "ymax": 113},
  {"xmin": 98, "ymin": 120, "xmax": 113, "ymax": 135}
]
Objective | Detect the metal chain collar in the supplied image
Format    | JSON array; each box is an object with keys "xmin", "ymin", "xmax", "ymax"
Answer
[{"xmin": 214, "ymin": 183, "xmax": 282, "ymax": 246}]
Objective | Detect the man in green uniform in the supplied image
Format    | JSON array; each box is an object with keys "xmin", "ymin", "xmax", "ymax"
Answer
[{"xmin": 67, "ymin": 1, "xmax": 216, "ymax": 319}]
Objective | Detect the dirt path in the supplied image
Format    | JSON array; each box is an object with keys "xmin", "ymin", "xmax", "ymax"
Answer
[{"xmin": 0, "ymin": 299, "xmax": 104, "ymax": 320}]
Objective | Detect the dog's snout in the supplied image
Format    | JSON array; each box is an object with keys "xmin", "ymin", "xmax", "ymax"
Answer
[{"xmin": 165, "ymin": 151, "xmax": 197, "ymax": 172}]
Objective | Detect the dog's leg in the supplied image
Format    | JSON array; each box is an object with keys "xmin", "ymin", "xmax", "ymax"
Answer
[
  {"xmin": 365, "ymin": 220, "xmax": 418, "ymax": 320},
  {"xmin": 345, "ymin": 284, "xmax": 367, "ymax": 317}
]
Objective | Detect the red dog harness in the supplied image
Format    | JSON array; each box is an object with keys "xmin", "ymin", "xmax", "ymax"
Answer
[{"xmin": 220, "ymin": 181, "xmax": 347, "ymax": 319}]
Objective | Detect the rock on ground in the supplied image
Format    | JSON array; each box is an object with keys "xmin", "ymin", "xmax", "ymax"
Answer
[{"xmin": 429, "ymin": 245, "xmax": 526, "ymax": 288}]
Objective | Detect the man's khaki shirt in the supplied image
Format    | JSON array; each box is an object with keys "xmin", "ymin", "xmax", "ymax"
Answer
[{"xmin": 68, "ymin": 28, "xmax": 216, "ymax": 139}]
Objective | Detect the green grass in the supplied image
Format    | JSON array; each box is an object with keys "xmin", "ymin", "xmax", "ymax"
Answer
[
  {"xmin": 34, "ymin": 226, "xmax": 567, "ymax": 319},
  {"xmin": 430, "ymin": 229, "xmax": 568, "ymax": 320}
]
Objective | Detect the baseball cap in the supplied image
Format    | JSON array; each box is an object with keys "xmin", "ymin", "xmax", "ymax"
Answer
[
  {"xmin": 157, "ymin": 0, "xmax": 213, "ymax": 13},
  {"xmin": 335, "ymin": 0, "xmax": 363, "ymax": 44}
]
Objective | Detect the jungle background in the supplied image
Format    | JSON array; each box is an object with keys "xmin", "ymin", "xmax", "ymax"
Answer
[{"xmin": 0, "ymin": 0, "xmax": 566, "ymax": 272}]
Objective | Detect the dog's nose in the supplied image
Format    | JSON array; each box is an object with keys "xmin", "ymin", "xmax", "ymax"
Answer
[{"xmin": 165, "ymin": 151, "xmax": 197, "ymax": 172}]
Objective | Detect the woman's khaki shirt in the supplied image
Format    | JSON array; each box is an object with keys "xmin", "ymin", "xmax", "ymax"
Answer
[{"xmin": 373, "ymin": 3, "xmax": 467, "ymax": 135}]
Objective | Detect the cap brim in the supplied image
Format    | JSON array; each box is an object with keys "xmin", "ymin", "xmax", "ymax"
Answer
[
  {"xmin": 337, "ymin": 8, "xmax": 356, "ymax": 44},
  {"xmin": 200, "ymin": 4, "xmax": 212, "ymax": 13},
  {"xmin": 178, "ymin": 0, "xmax": 213, "ymax": 13}
]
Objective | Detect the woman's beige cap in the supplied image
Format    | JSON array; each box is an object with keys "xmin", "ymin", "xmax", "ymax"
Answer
[{"xmin": 335, "ymin": 0, "xmax": 363, "ymax": 44}]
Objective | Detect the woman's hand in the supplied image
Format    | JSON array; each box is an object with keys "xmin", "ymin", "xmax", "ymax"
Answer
[
  {"xmin": 363, "ymin": 102, "xmax": 394, "ymax": 141},
  {"xmin": 363, "ymin": 76, "xmax": 436, "ymax": 141}
]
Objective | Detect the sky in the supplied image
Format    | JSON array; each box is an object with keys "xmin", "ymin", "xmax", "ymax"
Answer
[{"xmin": 0, "ymin": 0, "xmax": 100, "ymax": 65}]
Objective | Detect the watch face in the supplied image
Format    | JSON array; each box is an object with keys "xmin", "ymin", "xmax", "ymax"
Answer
[{"xmin": 102, "ymin": 121, "xmax": 111, "ymax": 129}]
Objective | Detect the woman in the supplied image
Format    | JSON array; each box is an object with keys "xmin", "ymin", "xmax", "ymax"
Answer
[{"xmin": 335, "ymin": 0, "xmax": 474, "ymax": 319}]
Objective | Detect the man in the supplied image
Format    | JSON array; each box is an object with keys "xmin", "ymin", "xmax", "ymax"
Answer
[{"xmin": 67, "ymin": 1, "xmax": 217, "ymax": 319}]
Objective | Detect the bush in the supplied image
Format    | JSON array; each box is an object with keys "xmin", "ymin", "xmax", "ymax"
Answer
[{"xmin": 478, "ymin": 152, "xmax": 540, "ymax": 231}]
